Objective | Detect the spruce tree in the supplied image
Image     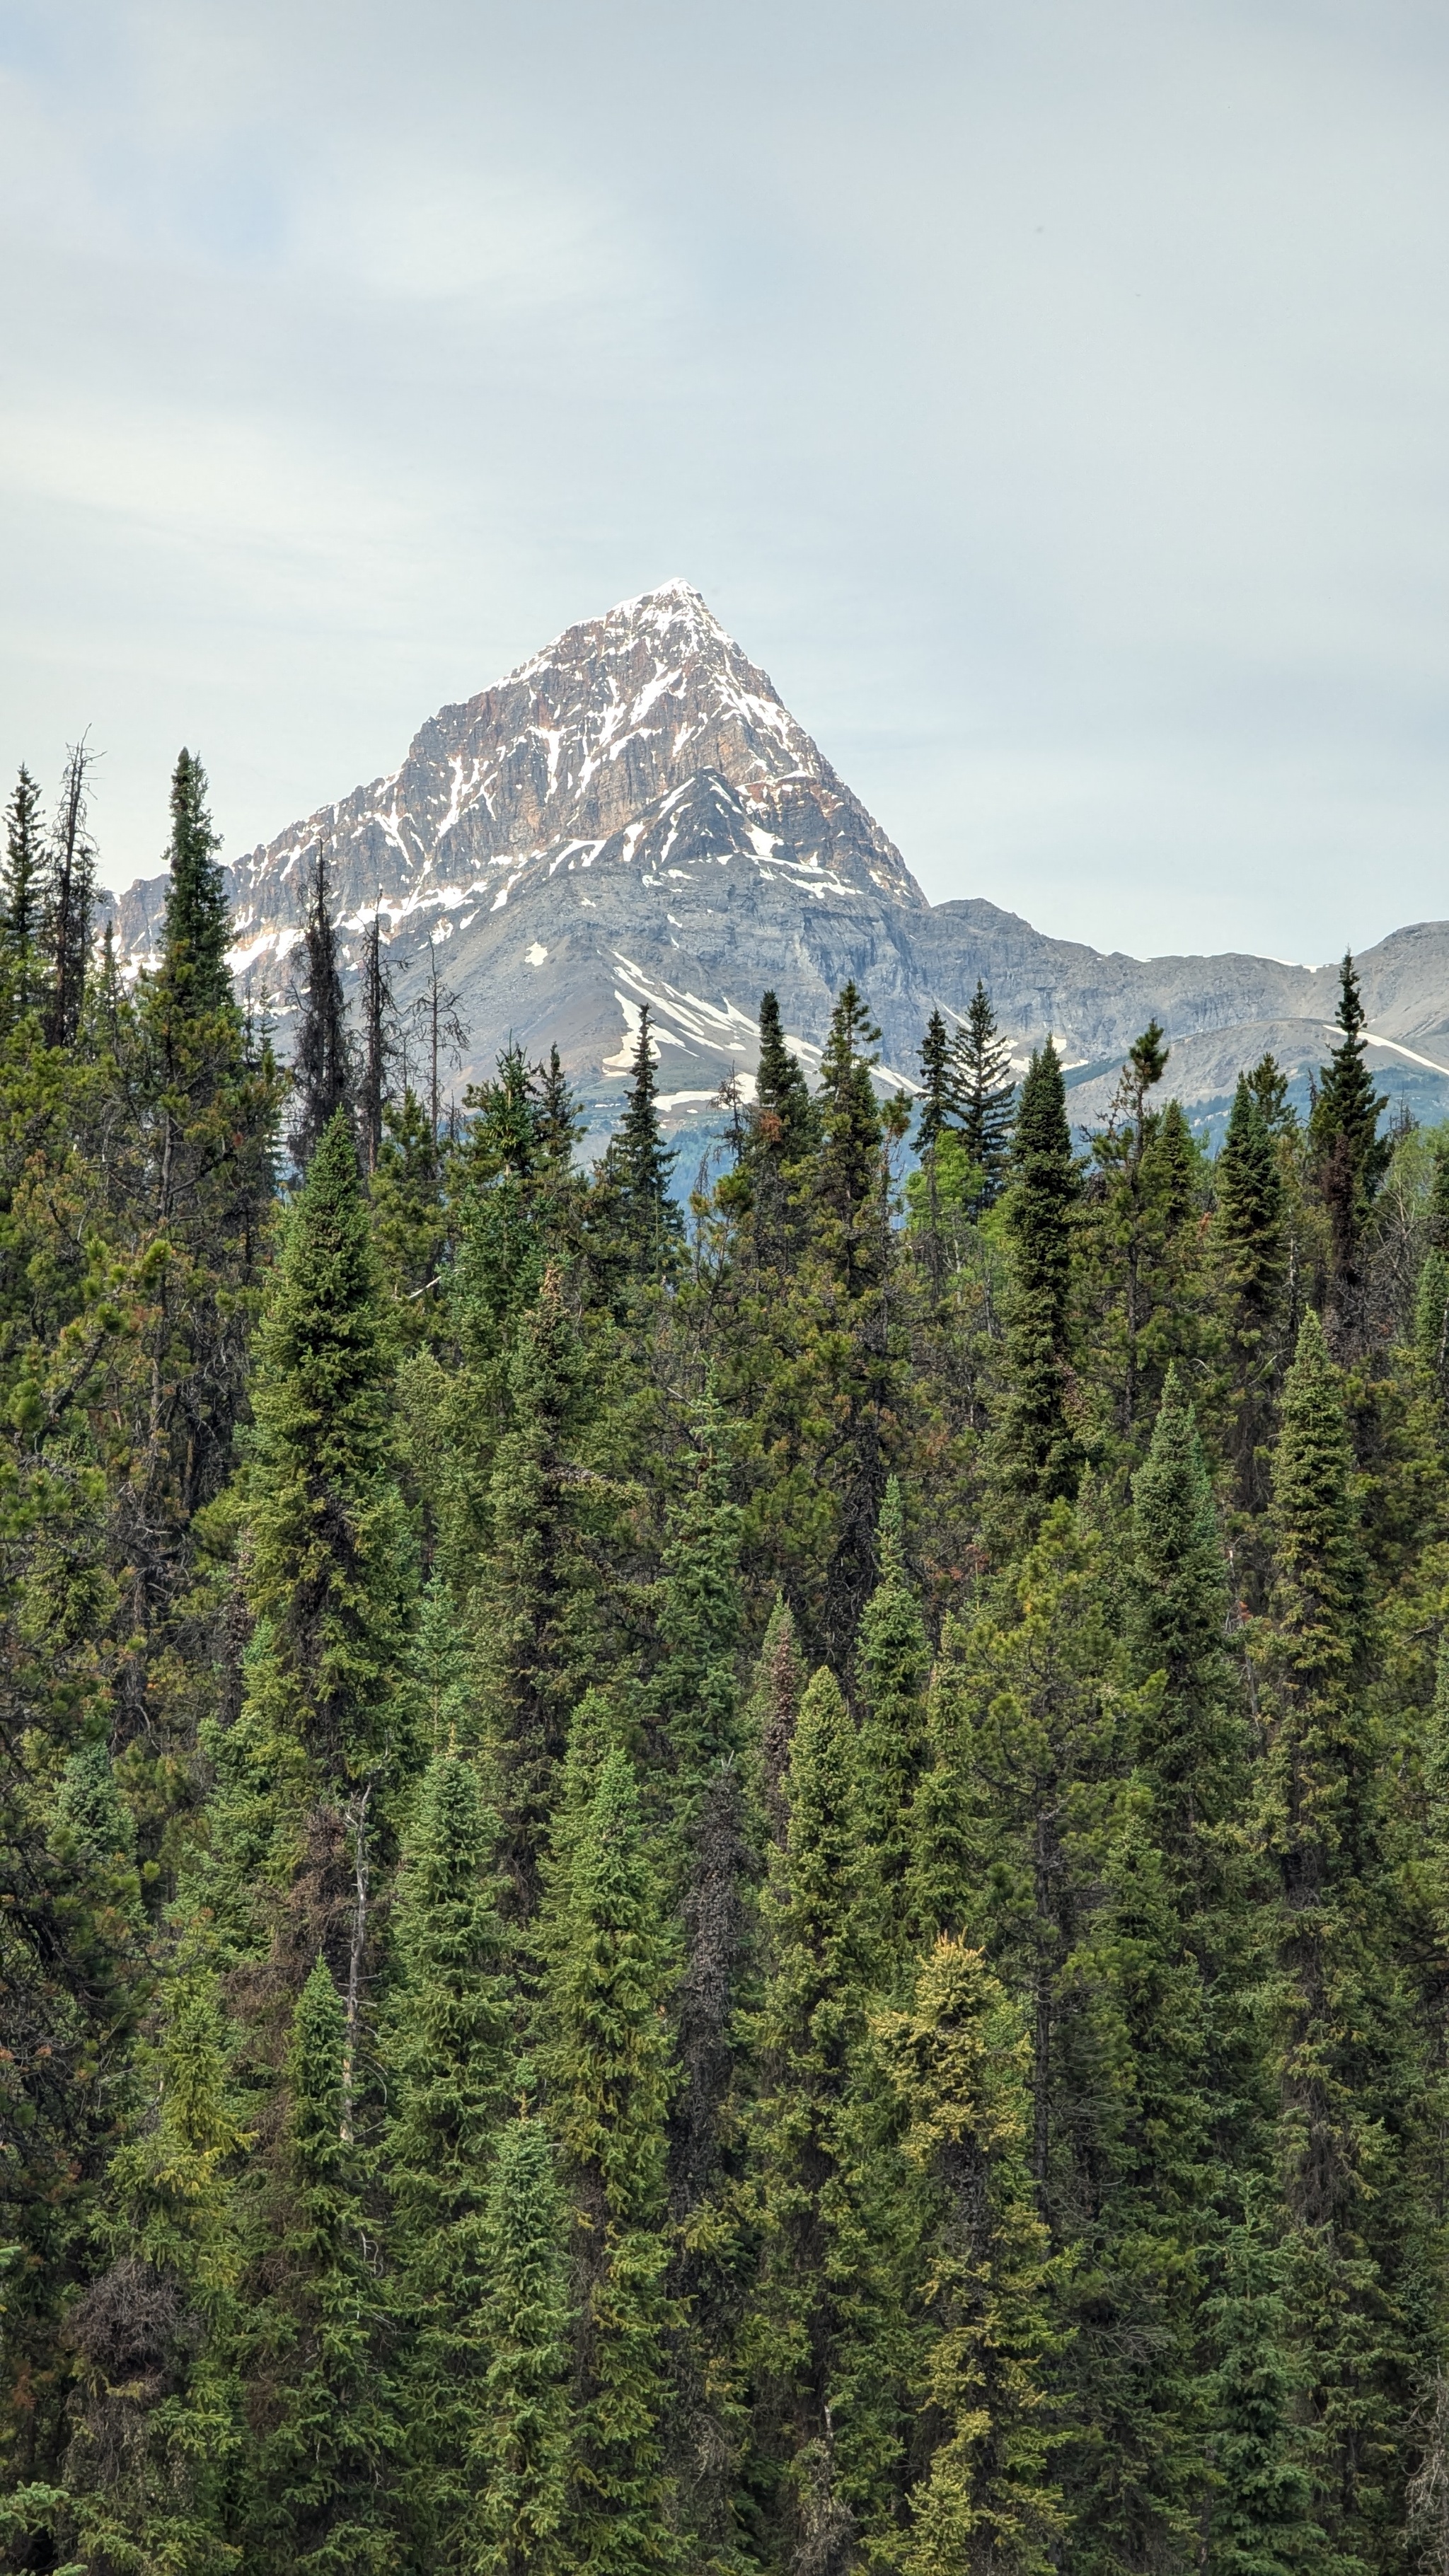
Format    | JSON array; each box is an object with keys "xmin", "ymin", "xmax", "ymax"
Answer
[
  {"xmin": 215, "ymin": 1110, "xmax": 412, "ymax": 1902},
  {"xmin": 384, "ymin": 1752, "xmax": 514, "ymax": 2567},
  {"xmin": 1309, "ymin": 954, "xmax": 1389, "ymax": 1329},
  {"xmin": 875, "ymin": 1936, "xmax": 1063, "ymax": 2575},
  {"xmin": 1, "ymin": 763, "xmax": 45, "ymax": 1009},
  {"xmin": 1203, "ymin": 2202, "xmax": 1318, "ymax": 2575},
  {"xmin": 855, "ymin": 1475, "xmax": 932, "ymax": 1920},
  {"xmin": 914, "ymin": 1007, "xmax": 954, "ymax": 1154},
  {"xmin": 814, "ymin": 978, "xmax": 886, "ymax": 1300},
  {"xmin": 746, "ymin": 1667, "xmax": 908, "ymax": 2566},
  {"xmin": 478, "ymin": 1261, "xmax": 612, "ymax": 1912},
  {"xmin": 604, "ymin": 1005, "xmax": 681, "ymax": 1274},
  {"xmin": 1215, "ymin": 1073, "xmax": 1287, "ymax": 1508},
  {"xmin": 989, "ymin": 1036, "xmax": 1080, "ymax": 1539},
  {"xmin": 292, "ymin": 844, "xmax": 352, "ymax": 1170},
  {"xmin": 61, "ymin": 1950, "xmax": 246, "ymax": 2576},
  {"xmin": 473, "ymin": 2114, "xmax": 573, "ymax": 2576},
  {"xmin": 541, "ymin": 1743, "xmax": 680, "ymax": 2573},
  {"xmin": 950, "ymin": 977, "xmax": 1015, "ymax": 1208},
  {"xmin": 45, "ymin": 735, "xmax": 98, "ymax": 1049},
  {"xmin": 754, "ymin": 988, "xmax": 817, "ymax": 1169},
  {"xmin": 246, "ymin": 1956, "xmax": 395, "ymax": 2574},
  {"xmin": 161, "ymin": 749, "xmax": 232, "ymax": 1016},
  {"xmin": 1254, "ymin": 1310, "xmax": 1429, "ymax": 2568},
  {"xmin": 1083, "ymin": 1018, "xmax": 1171, "ymax": 1440}
]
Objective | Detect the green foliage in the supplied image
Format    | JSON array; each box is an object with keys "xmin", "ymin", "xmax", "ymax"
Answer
[
  {"xmin": 10, "ymin": 901, "xmax": 1449, "ymax": 2576},
  {"xmin": 989, "ymin": 1036, "xmax": 1080, "ymax": 1537},
  {"xmin": 541, "ymin": 1742, "xmax": 681, "ymax": 2572}
]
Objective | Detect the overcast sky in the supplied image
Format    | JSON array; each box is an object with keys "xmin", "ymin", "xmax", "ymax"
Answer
[{"xmin": 4, "ymin": 0, "xmax": 1449, "ymax": 961}]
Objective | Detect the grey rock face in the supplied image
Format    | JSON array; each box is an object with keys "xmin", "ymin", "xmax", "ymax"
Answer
[{"xmin": 109, "ymin": 580, "xmax": 1449, "ymax": 1137}]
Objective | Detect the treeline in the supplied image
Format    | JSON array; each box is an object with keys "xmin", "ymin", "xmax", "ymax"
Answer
[{"xmin": 4, "ymin": 750, "xmax": 1449, "ymax": 2575}]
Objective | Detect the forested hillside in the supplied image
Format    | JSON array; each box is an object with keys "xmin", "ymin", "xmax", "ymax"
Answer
[{"xmin": 6, "ymin": 749, "xmax": 1449, "ymax": 2576}]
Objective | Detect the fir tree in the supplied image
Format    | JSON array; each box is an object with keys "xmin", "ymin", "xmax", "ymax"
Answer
[
  {"xmin": 950, "ymin": 978, "xmax": 1015, "ymax": 1209},
  {"xmin": 541, "ymin": 1743, "xmax": 680, "ymax": 2573},
  {"xmin": 746, "ymin": 1667, "xmax": 908, "ymax": 2567},
  {"xmin": 473, "ymin": 2114, "xmax": 574, "ymax": 2576},
  {"xmin": 989, "ymin": 1037, "xmax": 1080, "ymax": 1538},
  {"xmin": 1, "ymin": 763, "xmax": 45, "ymax": 1009}
]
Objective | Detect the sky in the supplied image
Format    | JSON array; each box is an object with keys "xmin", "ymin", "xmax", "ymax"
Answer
[{"xmin": 3, "ymin": 0, "xmax": 1449, "ymax": 964}]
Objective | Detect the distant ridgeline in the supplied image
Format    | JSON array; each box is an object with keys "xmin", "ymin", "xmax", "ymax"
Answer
[
  {"xmin": 6, "ymin": 727, "xmax": 1449, "ymax": 2571},
  {"xmin": 106, "ymin": 581, "xmax": 1449, "ymax": 1155}
]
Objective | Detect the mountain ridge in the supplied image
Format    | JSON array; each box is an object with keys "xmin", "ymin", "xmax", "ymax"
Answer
[{"xmin": 108, "ymin": 583, "xmax": 1449, "ymax": 1136}]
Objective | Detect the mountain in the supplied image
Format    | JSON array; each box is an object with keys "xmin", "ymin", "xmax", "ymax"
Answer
[{"xmin": 110, "ymin": 581, "xmax": 1449, "ymax": 1138}]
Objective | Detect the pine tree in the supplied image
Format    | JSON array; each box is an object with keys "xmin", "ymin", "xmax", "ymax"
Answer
[
  {"xmin": 1309, "ymin": 954, "xmax": 1389, "ymax": 1329},
  {"xmin": 604, "ymin": 1005, "xmax": 681, "ymax": 1275},
  {"xmin": 473, "ymin": 2114, "xmax": 573, "ymax": 2576},
  {"xmin": 292, "ymin": 844, "xmax": 352, "ymax": 1170},
  {"xmin": 647, "ymin": 1397, "xmax": 745, "ymax": 1853},
  {"xmin": 246, "ymin": 1956, "xmax": 395, "ymax": 2574},
  {"xmin": 989, "ymin": 1037, "xmax": 1080, "ymax": 1539},
  {"xmin": 541, "ymin": 1743, "xmax": 680, "ymax": 2573},
  {"xmin": 855, "ymin": 1476, "xmax": 932, "ymax": 1921},
  {"xmin": 1254, "ymin": 1310, "xmax": 1429, "ymax": 2568},
  {"xmin": 1, "ymin": 763, "xmax": 45, "ymax": 1009},
  {"xmin": 875, "ymin": 1936, "xmax": 1063, "ymax": 2575},
  {"xmin": 950, "ymin": 978, "xmax": 1015, "ymax": 1209},
  {"xmin": 384, "ymin": 1752, "xmax": 514, "ymax": 2568},
  {"xmin": 746, "ymin": 1667, "xmax": 908, "ymax": 2567}
]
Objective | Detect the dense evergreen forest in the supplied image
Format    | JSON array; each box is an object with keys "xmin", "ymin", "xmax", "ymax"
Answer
[{"xmin": 6, "ymin": 746, "xmax": 1449, "ymax": 2576}]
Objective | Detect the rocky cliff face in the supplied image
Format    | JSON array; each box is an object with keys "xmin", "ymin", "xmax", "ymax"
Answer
[{"xmin": 110, "ymin": 581, "xmax": 1449, "ymax": 1138}]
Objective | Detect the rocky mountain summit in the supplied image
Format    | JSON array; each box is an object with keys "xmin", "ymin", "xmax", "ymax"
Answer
[{"xmin": 110, "ymin": 581, "xmax": 1449, "ymax": 1139}]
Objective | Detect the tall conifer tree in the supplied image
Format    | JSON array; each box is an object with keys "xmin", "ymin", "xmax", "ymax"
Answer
[
  {"xmin": 746, "ymin": 1668, "xmax": 908, "ymax": 2568},
  {"xmin": 542, "ymin": 1743, "xmax": 680, "ymax": 2573},
  {"xmin": 1254, "ymin": 1311, "xmax": 1428, "ymax": 2567},
  {"xmin": 989, "ymin": 1038, "xmax": 1080, "ymax": 1538}
]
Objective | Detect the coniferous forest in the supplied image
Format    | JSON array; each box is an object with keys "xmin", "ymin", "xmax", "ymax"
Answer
[{"xmin": 7, "ymin": 748, "xmax": 1449, "ymax": 2576}]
